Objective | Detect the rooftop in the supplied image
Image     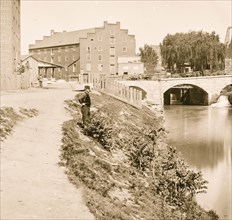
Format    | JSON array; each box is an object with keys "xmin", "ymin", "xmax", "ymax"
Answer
[{"xmin": 29, "ymin": 28, "xmax": 98, "ymax": 49}]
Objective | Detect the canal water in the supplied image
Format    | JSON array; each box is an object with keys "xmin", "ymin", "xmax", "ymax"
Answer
[{"xmin": 163, "ymin": 102, "xmax": 232, "ymax": 219}]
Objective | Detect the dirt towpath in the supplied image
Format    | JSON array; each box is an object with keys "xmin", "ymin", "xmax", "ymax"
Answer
[{"xmin": 0, "ymin": 87, "xmax": 95, "ymax": 219}]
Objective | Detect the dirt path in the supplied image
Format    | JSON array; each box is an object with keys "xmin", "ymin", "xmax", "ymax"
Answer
[{"xmin": 0, "ymin": 87, "xmax": 95, "ymax": 219}]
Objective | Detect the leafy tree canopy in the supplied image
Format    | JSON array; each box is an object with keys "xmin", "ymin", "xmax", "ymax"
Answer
[
  {"xmin": 138, "ymin": 44, "xmax": 158, "ymax": 75},
  {"xmin": 160, "ymin": 31, "xmax": 225, "ymax": 73}
]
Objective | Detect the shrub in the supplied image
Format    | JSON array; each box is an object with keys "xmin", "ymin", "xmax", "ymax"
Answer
[{"xmin": 84, "ymin": 111, "xmax": 114, "ymax": 151}]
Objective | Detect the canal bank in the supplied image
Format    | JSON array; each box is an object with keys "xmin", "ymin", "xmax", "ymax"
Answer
[{"xmin": 59, "ymin": 92, "xmax": 219, "ymax": 220}]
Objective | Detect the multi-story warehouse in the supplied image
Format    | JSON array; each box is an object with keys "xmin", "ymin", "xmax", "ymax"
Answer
[
  {"xmin": 0, "ymin": 0, "xmax": 21, "ymax": 90},
  {"xmin": 29, "ymin": 21, "xmax": 136, "ymax": 85}
]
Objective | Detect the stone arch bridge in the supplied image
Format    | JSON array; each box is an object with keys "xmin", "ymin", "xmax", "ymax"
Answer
[{"xmin": 120, "ymin": 75, "xmax": 232, "ymax": 105}]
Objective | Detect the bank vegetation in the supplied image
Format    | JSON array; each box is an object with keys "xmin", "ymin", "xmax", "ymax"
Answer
[
  {"xmin": 60, "ymin": 92, "xmax": 219, "ymax": 220},
  {"xmin": 0, "ymin": 107, "xmax": 39, "ymax": 141}
]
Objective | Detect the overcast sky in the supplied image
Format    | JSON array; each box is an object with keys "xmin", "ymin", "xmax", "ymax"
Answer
[{"xmin": 21, "ymin": 0, "xmax": 231, "ymax": 54}]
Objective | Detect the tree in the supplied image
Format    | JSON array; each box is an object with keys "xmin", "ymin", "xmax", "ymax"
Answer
[
  {"xmin": 160, "ymin": 31, "xmax": 225, "ymax": 73},
  {"xmin": 139, "ymin": 44, "xmax": 158, "ymax": 76}
]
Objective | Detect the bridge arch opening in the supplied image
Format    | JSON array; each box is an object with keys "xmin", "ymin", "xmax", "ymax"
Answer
[
  {"xmin": 163, "ymin": 84, "xmax": 208, "ymax": 105},
  {"xmin": 129, "ymin": 86, "xmax": 147, "ymax": 99},
  {"xmin": 219, "ymin": 84, "xmax": 232, "ymax": 105}
]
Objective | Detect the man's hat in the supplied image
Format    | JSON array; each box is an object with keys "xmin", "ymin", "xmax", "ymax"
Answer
[{"xmin": 84, "ymin": 85, "xmax": 90, "ymax": 90}]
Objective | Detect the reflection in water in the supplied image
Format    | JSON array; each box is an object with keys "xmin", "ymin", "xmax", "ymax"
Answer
[{"xmin": 164, "ymin": 106, "xmax": 232, "ymax": 219}]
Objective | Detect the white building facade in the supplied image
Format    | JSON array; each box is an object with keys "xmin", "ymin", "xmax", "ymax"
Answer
[{"xmin": 117, "ymin": 56, "xmax": 144, "ymax": 76}]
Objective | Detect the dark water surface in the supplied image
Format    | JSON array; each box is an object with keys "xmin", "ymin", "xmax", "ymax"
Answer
[{"xmin": 164, "ymin": 105, "xmax": 232, "ymax": 219}]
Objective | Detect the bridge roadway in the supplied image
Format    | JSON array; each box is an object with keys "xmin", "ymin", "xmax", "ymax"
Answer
[{"xmin": 120, "ymin": 75, "xmax": 232, "ymax": 105}]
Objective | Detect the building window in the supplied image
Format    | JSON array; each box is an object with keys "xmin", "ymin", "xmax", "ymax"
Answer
[
  {"xmin": 122, "ymin": 47, "xmax": 127, "ymax": 53},
  {"xmin": 98, "ymin": 64, "xmax": 103, "ymax": 72},
  {"xmin": 44, "ymin": 49, "xmax": 47, "ymax": 54},
  {"xmin": 110, "ymin": 56, "xmax": 115, "ymax": 64},
  {"xmin": 51, "ymin": 57, "xmax": 53, "ymax": 63},
  {"xmin": 86, "ymin": 54, "xmax": 91, "ymax": 61},
  {"xmin": 91, "ymin": 38, "xmax": 94, "ymax": 41},
  {"xmin": 110, "ymin": 28, "xmax": 115, "ymax": 36},
  {"xmin": 86, "ymin": 63, "xmax": 91, "ymax": 71},
  {"xmin": 58, "ymin": 47, "xmax": 61, "ymax": 52},
  {"xmin": 51, "ymin": 49, "xmax": 54, "ymax": 55},
  {"xmin": 65, "ymin": 47, "xmax": 69, "ymax": 52},
  {"xmin": 123, "ymin": 66, "xmax": 129, "ymax": 70},
  {"xmin": 73, "ymin": 46, "xmax": 76, "ymax": 51},
  {"xmin": 98, "ymin": 46, "xmax": 102, "ymax": 51},
  {"xmin": 98, "ymin": 36, "xmax": 102, "ymax": 41},
  {"xmin": 58, "ymin": 56, "xmax": 61, "ymax": 62},
  {"xmin": 109, "ymin": 37, "xmax": 115, "ymax": 44},
  {"xmin": 86, "ymin": 46, "xmax": 91, "ymax": 52},
  {"xmin": 110, "ymin": 47, "xmax": 115, "ymax": 55},
  {"xmin": 73, "ymin": 64, "xmax": 76, "ymax": 72},
  {"xmin": 98, "ymin": 54, "xmax": 102, "ymax": 61},
  {"xmin": 58, "ymin": 68, "xmax": 61, "ymax": 72},
  {"xmin": 110, "ymin": 64, "xmax": 115, "ymax": 74}
]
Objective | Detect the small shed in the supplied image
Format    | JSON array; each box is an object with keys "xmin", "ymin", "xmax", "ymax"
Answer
[{"xmin": 21, "ymin": 55, "xmax": 64, "ymax": 87}]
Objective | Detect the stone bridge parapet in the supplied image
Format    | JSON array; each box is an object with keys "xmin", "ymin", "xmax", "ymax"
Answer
[{"xmin": 119, "ymin": 75, "xmax": 232, "ymax": 105}]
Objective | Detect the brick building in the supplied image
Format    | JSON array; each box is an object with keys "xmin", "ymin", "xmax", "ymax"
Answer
[
  {"xmin": 28, "ymin": 21, "xmax": 136, "ymax": 85},
  {"xmin": 0, "ymin": 0, "xmax": 21, "ymax": 90}
]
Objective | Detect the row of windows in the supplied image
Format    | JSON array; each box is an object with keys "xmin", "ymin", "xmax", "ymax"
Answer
[
  {"xmin": 85, "ymin": 63, "xmax": 115, "ymax": 73},
  {"xmin": 42, "ymin": 55, "xmax": 77, "ymax": 62},
  {"xmin": 90, "ymin": 35, "xmax": 128, "ymax": 42},
  {"xmin": 86, "ymin": 46, "xmax": 127, "ymax": 55},
  {"xmin": 36, "ymin": 46, "xmax": 77, "ymax": 55},
  {"xmin": 86, "ymin": 45, "xmax": 127, "ymax": 52},
  {"xmin": 40, "ymin": 53, "xmax": 123, "ymax": 63},
  {"xmin": 41, "ymin": 54, "xmax": 116, "ymax": 63},
  {"xmin": 86, "ymin": 54, "xmax": 116, "ymax": 63}
]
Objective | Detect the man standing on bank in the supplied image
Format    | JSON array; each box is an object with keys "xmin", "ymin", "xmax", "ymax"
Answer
[{"xmin": 78, "ymin": 85, "xmax": 91, "ymax": 127}]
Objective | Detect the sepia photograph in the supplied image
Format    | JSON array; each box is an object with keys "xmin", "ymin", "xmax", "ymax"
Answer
[{"xmin": 0, "ymin": 0, "xmax": 231, "ymax": 219}]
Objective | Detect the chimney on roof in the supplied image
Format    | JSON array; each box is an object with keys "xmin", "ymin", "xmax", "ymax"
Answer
[{"xmin": 50, "ymin": 30, "xmax": 54, "ymax": 35}]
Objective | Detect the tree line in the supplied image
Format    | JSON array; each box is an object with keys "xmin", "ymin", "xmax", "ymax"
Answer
[{"xmin": 139, "ymin": 30, "xmax": 230, "ymax": 74}]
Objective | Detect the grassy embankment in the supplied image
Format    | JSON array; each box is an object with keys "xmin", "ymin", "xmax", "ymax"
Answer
[
  {"xmin": 0, "ymin": 107, "xmax": 39, "ymax": 141},
  {"xmin": 60, "ymin": 92, "xmax": 219, "ymax": 220}
]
